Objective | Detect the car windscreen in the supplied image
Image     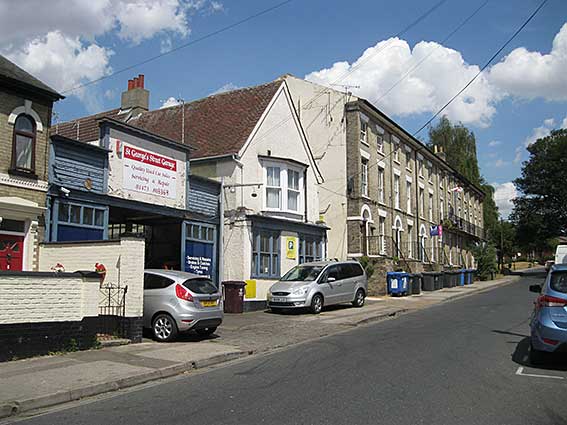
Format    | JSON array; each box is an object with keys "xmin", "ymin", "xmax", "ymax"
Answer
[
  {"xmin": 183, "ymin": 278, "xmax": 218, "ymax": 294},
  {"xmin": 550, "ymin": 271, "xmax": 567, "ymax": 294},
  {"xmin": 280, "ymin": 266, "xmax": 324, "ymax": 282}
]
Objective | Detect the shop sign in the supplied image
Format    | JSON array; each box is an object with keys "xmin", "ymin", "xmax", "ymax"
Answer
[
  {"xmin": 185, "ymin": 240, "xmax": 214, "ymax": 277},
  {"xmin": 286, "ymin": 237, "xmax": 297, "ymax": 259},
  {"xmin": 123, "ymin": 144, "xmax": 177, "ymax": 199}
]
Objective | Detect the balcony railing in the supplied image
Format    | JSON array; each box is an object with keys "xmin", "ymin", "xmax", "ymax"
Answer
[{"xmin": 444, "ymin": 213, "xmax": 484, "ymax": 239}]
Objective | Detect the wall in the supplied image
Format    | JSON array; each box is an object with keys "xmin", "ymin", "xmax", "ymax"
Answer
[
  {"xmin": 0, "ymin": 271, "xmax": 100, "ymax": 361},
  {"xmin": 106, "ymin": 127, "xmax": 188, "ymax": 210},
  {"xmin": 188, "ymin": 176, "xmax": 219, "ymax": 217},
  {"xmin": 38, "ymin": 237, "xmax": 145, "ymax": 317},
  {"xmin": 284, "ymin": 76, "xmax": 350, "ymax": 259}
]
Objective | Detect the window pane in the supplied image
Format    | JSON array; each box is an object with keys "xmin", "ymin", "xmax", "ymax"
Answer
[
  {"xmin": 267, "ymin": 167, "xmax": 280, "ymax": 186},
  {"xmin": 260, "ymin": 234, "xmax": 270, "ymax": 252},
  {"xmin": 94, "ymin": 209, "xmax": 104, "ymax": 226},
  {"xmin": 266, "ymin": 188, "xmax": 280, "ymax": 208},
  {"xmin": 58, "ymin": 204, "xmax": 69, "ymax": 222},
  {"xmin": 288, "ymin": 190, "xmax": 299, "ymax": 211},
  {"xmin": 15, "ymin": 134, "xmax": 33, "ymax": 169},
  {"xmin": 206, "ymin": 227, "xmax": 214, "ymax": 241},
  {"xmin": 15, "ymin": 115, "xmax": 34, "ymax": 132},
  {"xmin": 83, "ymin": 207, "xmax": 94, "ymax": 225},
  {"xmin": 288, "ymin": 170, "xmax": 299, "ymax": 190},
  {"xmin": 260, "ymin": 254, "xmax": 270, "ymax": 274},
  {"xmin": 272, "ymin": 254, "xmax": 279, "ymax": 276},
  {"xmin": 70, "ymin": 205, "xmax": 81, "ymax": 224},
  {"xmin": 192, "ymin": 224, "xmax": 200, "ymax": 239}
]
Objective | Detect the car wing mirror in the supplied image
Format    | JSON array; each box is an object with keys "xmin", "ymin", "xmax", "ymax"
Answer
[
  {"xmin": 327, "ymin": 277, "xmax": 336, "ymax": 283},
  {"xmin": 529, "ymin": 284, "xmax": 542, "ymax": 293}
]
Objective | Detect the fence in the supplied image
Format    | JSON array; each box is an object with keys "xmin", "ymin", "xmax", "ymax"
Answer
[{"xmin": 98, "ymin": 282, "xmax": 128, "ymax": 338}]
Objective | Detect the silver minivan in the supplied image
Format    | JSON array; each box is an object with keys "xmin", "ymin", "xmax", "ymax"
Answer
[
  {"xmin": 267, "ymin": 261, "xmax": 368, "ymax": 314},
  {"xmin": 143, "ymin": 270, "xmax": 223, "ymax": 342}
]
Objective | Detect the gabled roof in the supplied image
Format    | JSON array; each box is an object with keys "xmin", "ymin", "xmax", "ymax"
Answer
[
  {"xmin": 0, "ymin": 54, "xmax": 63, "ymax": 100},
  {"xmin": 52, "ymin": 108, "xmax": 123, "ymax": 141},
  {"xmin": 130, "ymin": 81, "xmax": 282, "ymax": 159}
]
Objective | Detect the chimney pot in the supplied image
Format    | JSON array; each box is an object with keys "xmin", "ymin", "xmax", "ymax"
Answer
[
  {"xmin": 121, "ymin": 74, "xmax": 150, "ymax": 113},
  {"xmin": 138, "ymin": 74, "xmax": 144, "ymax": 88},
  {"xmin": 128, "ymin": 79, "xmax": 134, "ymax": 90}
]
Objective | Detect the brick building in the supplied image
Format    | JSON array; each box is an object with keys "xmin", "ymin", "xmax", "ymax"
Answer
[{"xmin": 0, "ymin": 55, "xmax": 63, "ymax": 271}]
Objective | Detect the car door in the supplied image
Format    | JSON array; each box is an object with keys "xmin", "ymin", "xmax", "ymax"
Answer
[
  {"xmin": 318, "ymin": 265, "xmax": 342, "ymax": 305},
  {"xmin": 338, "ymin": 264, "xmax": 357, "ymax": 302},
  {"xmin": 143, "ymin": 273, "xmax": 174, "ymax": 327}
]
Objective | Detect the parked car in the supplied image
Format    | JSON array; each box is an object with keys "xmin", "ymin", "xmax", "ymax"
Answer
[
  {"xmin": 143, "ymin": 270, "xmax": 223, "ymax": 342},
  {"xmin": 555, "ymin": 245, "xmax": 567, "ymax": 265},
  {"xmin": 267, "ymin": 260, "xmax": 368, "ymax": 314},
  {"xmin": 529, "ymin": 264, "xmax": 567, "ymax": 364},
  {"xmin": 545, "ymin": 260, "xmax": 555, "ymax": 272}
]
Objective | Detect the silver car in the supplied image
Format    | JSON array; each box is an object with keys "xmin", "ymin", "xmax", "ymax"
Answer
[
  {"xmin": 267, "ymin": 261, "xmax": 368, "ymax": 314},
  {"xmin": 143, "ymin": 270, "xmax": 223, "ymax": 342}
]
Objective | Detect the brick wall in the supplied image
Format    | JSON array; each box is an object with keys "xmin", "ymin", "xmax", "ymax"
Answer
[
  {"xmin": 38, "ymin": 237, "xmax": 145, "ymax": 317},
  {"xmin": 0, "ymin": 272, "xmax": 99, "ymax": 324}
]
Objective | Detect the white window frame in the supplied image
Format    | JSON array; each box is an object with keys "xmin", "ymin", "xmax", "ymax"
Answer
[
  {"xmin": 361, "ymin": 158, "xmax": 369, "ymax": 197},
  {"xmin": 405, "ymin": 148, "xmax": 412, "ymax": 172},
  {"xmin": 428, "ymin": 193, "xmax": 433, "ymax": 222},
  {"xmin": 419, "ymin": 187, "xmax": 425, "ymax": 218},
  {"xmin": 418, "ymin": 157, "xmax": 424, "ymax": 178},
  {"xmin": 262, "ymin": 161, "xmax": 305, "ymax": 215},
  {"xmin": 360, "ymin": 120, "xmax": 368, "ymax": 145},
  {"xmin": 406, "ymin": 181, "xmax": 412, "ymax": 214},
  {"xmin": 394, "ymin": 175, "xmax": 400, "ymax": 210},
  {"xmin": 377, "ymin": 166, "xmax": 385, "ymax": 203},
  {"xmin": 379, "ymin": 216, "xmax": 386, "ymax": 255},
  {"xmin": 407, "ymin": 225, "xmax": 413, "ymax": 258},
  {"xmin": 377, "ymin": 134, "xmax": 384, "ymax": 154}
]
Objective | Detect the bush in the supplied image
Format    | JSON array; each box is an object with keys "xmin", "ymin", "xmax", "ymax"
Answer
[
  {"xmin": 358, "ymin": 256, "xmax": 375, "ymax": 279},
  {"xmin": 473, "ymin": 243, "xmax": 498, "ymax": 280}
]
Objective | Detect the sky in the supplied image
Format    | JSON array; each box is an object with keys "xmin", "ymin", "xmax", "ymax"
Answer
[{"xmin": 1, "ymin": 0, "xmax": 565, "ymax": 219}]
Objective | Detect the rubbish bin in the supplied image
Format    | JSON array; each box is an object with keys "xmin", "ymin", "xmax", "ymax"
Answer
[
  {"xmin": 222, "ymin": 281, "xmax": 246, "ymax": 313},
  {"xmin": 465, "ymin": 269, "xmax": 473, "ymax": 285},
  {"xmin": 458, "ymin": 269, "xmax": 466, "ymax": 286},
  {"xmin": 441, "ymin": 271, "xmax": 451, "ymax": 288},
  {"xmin": 433, "ymin": 272, "xmax": 442, "ymax": 290},
  {"xmin": 409, "ymin": 273, "xmax": 422, "ymax": 295},
  {"xmin": 387, "ymin": 272, "xmax": 409, "ymax": 296},
  {"xmin": 422, "ymin": 272, "xmax": 436, "ymax": 291}
]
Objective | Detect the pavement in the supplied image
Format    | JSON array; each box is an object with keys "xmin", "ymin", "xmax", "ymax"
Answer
[{"xmin": 0, "ymin": 272, "xmax": 527, "ymax": 421}]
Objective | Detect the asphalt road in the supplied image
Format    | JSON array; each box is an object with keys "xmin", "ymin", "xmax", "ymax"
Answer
[{"xmin": 13, "ymin": 273, "xmax": 567, "ymax": 425}]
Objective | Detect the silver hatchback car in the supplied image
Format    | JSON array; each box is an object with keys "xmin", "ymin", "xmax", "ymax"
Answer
[
  {"xmin": 267, "ymin": 261, "xmax": 368, "ymax": 314},
  {"xmin": 143, "ymin": 270, "xmax": 223, "ymax": 342}
]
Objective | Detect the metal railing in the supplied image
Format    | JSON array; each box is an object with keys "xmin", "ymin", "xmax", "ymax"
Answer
[{"xmin": 445, "ymin": 213, "xmax": 484, "ymax": 239}]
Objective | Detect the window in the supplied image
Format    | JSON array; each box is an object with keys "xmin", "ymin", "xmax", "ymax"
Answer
[
  {"xmin": 56, "ymin": 201, "xmax": 106, "ymax": 242},
  {"xmin": 406, "ymin": 181, "xmax": 412, "ymax": 213},
  {"xmin": 12, "ymin": 114, "xmax": 36, "ymax": 173},
  {"xmin": 377, "ymin": 134, "xmax": 384, "ymax": 153},
  {"xmin": 440, "ymin": 198, "xmax": 444, "ymax": 222},
  {"xmin": 287, "ymin": 169, "xmax": 300, "ymax": 212},
  {"xmin": 264, "ymin": 163, "xmax": 304, "ymax": 214},
  {"xmin": 427, "ymin": 163, "xmax": 433, "ymax": 183},
  {"xmin": 377, "ymin": 167, "xmax": 385, "ymax": 203},
  {"xmin": 428, "ymin": 193, "xmax": 433, "ymax": 222},
  {"xmin": 393, "ymin": 139, "xmax": 400, "ymax": 162},
  {"xmin": 407, "ymin": 225, "xmax": 413, "ymax": 258},
  {"xmin": 394, "ymin": 175, "xmax": 400, "ymax": 209},
  {"xmin": 299, "ymin": 236, "xmax": 324, "ymax": 264},
  {"xmin": 340, "ymin": 263, "xmax": 364, "ymax": 278},
  {"xmin": 418, "ymin": 158, "xmax": 424, "ymax": 178},
  {"xmin": 252, "ymin": 230, "xmax": 280, "ymax": 278},
  {"xmin": 361, "ymin": 158, "xmax": 368, "ymax": 197},
  {"xmin": 266, "ymin": 166, "xmax": 281, "ymax": 209},
  {"xmin": 144, "ymin": 273, "xmax": 174, "ymax": 290},
  {"xmin": 439, "ymin": 173, "xmax": 444, "ymax": 190},
  {"xmin": 405, "ymin": 149, "xmax": 412, "ymax": 171},
  {"xmin": 360, "ymin": 120, "xmax": 368, "ymax": 144},
  {"xmin": 419, "ymin": 188, "xmax": 425, "ymax": 217},
  {"xmin": 379, "ymin": 217, "xmax": 386, "ymax": 255}
]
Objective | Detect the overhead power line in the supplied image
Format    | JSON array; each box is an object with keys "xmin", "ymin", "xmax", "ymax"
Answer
[
  {"xmin": 60, "ymin": 0, "xmax": 294, "ymax": 95},
  {"xmin": 412, "ymin": 0, "xmax": 549, "ymax": 136}
]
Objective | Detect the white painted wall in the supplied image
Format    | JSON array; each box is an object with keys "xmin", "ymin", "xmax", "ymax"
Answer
[
  {"xmin": 0, "ymin": 274, "xmax": 99, "ymax": 324},
  {"xmin": 38, "ymin": 237, "xmax": 145, "ymax": 317},
  {"xmin": 107, "ymin": 128, "xmax": 188, "ymax": 210},
  {"xmin": 283, "ymin": 75, "xmax": 352, "ymax": 259}
]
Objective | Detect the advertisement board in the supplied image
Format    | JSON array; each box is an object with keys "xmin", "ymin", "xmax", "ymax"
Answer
[
  {"xmin": 123, "ymin": 144, "xmax": 177, "ymax": 199},
  {"xmin": 185, "ymin": 240, "xmax": 214, "ymax": 277}
]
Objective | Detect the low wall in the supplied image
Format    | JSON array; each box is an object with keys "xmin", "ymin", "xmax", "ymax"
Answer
[
  {"xmin": 39, "ymin": 237, "xmax": 145, "ymax": 318},
  {"xmin": 0, "ymin": 271, "xmax": 100, "ymax": 361}
]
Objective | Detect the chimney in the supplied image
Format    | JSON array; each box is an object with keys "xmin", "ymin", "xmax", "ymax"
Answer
[
  {"xmin": 121, "ymin": 74, "xmax": 149, "ymax": 115},
  {"xmin": 434, "ymin": 144, "xmax": 447, "ymax": 161}
]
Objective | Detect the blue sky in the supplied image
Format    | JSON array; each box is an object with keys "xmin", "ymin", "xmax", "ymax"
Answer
[{"xmin": 1, "ymin": 0, "xmax": 566, "ymax": 217}]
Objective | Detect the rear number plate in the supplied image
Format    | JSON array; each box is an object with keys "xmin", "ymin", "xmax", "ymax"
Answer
[{"xmin": 202, "ymin": 300, "xmax": 217, "ymax": 307}]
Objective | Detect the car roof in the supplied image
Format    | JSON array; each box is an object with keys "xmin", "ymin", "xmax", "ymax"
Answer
[
  {"xmin": 145, "ymin": 269, "xmax": 205, "ymax": 280},
  {"xmin": 298, "ymin": 260, "xmax": 362, "ymax": 267}
]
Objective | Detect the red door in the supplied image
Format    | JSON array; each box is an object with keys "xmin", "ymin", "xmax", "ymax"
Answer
[{"xmin": 0, "ymin": 235, "xmax": 24, "ymax": 271}]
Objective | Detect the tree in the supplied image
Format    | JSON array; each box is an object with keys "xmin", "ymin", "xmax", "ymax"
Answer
[
  {"xmin": 510, "ymin": 129, "xmax": 567, "ymax": 255},
  {"xmin": 472, "ymin": 243, "xmax": 498, "ymax": 280}
]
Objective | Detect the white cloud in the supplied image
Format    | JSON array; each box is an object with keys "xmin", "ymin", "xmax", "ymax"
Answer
[
  {"xmin": 495, "ymin": 159, "xmax": 507, "ymax": 168},
  {"xmin": 210, "ymin": 82, "xmax": 240, "ymax": 95},
  {"xmin": 488, "ymin": 140, "xmax": 501, "ymax": 147},
  {"xmin": 489, "ymin": 23, "xmax": 567, "ymax": 101},
  {"xmin": 306, "ymin": 38, "xmax": 501, "ymax": 127},
  {"xmin": 493, "ymin": 182, "xmax": 517, "ymax": 219},
  {"xmin": 160, "ymin": 96, "xmax": 181, "ymax": 108},
  {"xmin": 6, "ymin": 31, "xmax": 113, "ymax": 111},
  {"xmin": 562, "ymin": 116, "xmax": 567, "ymax": 129}
]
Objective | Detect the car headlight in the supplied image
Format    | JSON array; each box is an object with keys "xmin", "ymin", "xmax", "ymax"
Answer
[{"xmin": 292, "ymin": 286, "xmax": 309, "ymax": 296}]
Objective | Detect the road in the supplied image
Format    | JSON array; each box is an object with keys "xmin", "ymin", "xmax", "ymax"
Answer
[{"xmin": 12, "ymin": 273, "xmax": 567, "ymax": 425}]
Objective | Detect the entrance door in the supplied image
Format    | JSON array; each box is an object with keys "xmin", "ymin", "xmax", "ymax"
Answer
[{"xmin": 0, "ymin": 235, "xmax": 24, "ymax": 271}]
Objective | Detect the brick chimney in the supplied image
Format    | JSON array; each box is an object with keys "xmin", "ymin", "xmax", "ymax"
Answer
[
  {"xmin": 121, "ymin": 74, "xmax": 149, "ymax": 115},
  {"xmin": 433, "ymin": 144, "xmax": 447, "ymax": 161}
]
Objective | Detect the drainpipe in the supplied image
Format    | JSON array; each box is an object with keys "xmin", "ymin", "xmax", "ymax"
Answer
[
  {"xmin": 218, "ymin": 177, "xmax": 225, "ymax": 287},
  {"xmin": 303, "ymin": 169, "xmax": 308, "ymax": 223}
]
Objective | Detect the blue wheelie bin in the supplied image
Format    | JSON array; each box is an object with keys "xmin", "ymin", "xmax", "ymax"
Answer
[
  {"xmin": 458, "ymin": 269, "xmax": 466, "ymax": 286},
  {"xmin": 387, "ymin": 272, "xmax": 409, "ymax": 296}
]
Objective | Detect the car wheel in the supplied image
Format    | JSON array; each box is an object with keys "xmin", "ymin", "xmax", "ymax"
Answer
[
  {"xmin": 152, "ymin": 313, "xmax": 178, "ymax": 342},
  {"xmin": 352, "ymin": 289, "xmax": 365, "ymax": 308},
  {"xmin": 529, "ymin": 344, "xmax": 546, "ymax": 366},
  {"xmin": 310, "ymin": 294, "xmax": 323, "ymax": 314},
  {"xmin": 196, "ymin": 327, "xmax": 217, "ymax": 336}
]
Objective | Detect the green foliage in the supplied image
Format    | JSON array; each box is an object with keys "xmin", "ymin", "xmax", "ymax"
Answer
[
  {"xmin": 358, "ymin": 256, "xmax": 375, "ymax": 279},
  {"xmin": 472, "ymin": 243, "xmax": 498, "ymax": 281},
  {"xmin": 66, "ymin": 338, "xmax": 79, "ymax": 352},
  {"xmin": 511, "ymin": 129, "xmax": 567, "ymax": 247}
]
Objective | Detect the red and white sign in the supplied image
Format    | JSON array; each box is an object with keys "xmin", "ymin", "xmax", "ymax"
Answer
[{"xmin": 123, "ymin": 144, "xmax": 177, "ymax": 199}]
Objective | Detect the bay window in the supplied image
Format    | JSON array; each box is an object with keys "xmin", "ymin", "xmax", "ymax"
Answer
[
  {"xmin": 263, "ymin": 162, "xmax": 305, "ymax": 215},
  {"xmin": 266, "ymin": 166, "xmax": 281, "ymax": 209},
  {"xmin": 287, "ymin": 169, "xmax": 300, "ymax": 212}
]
